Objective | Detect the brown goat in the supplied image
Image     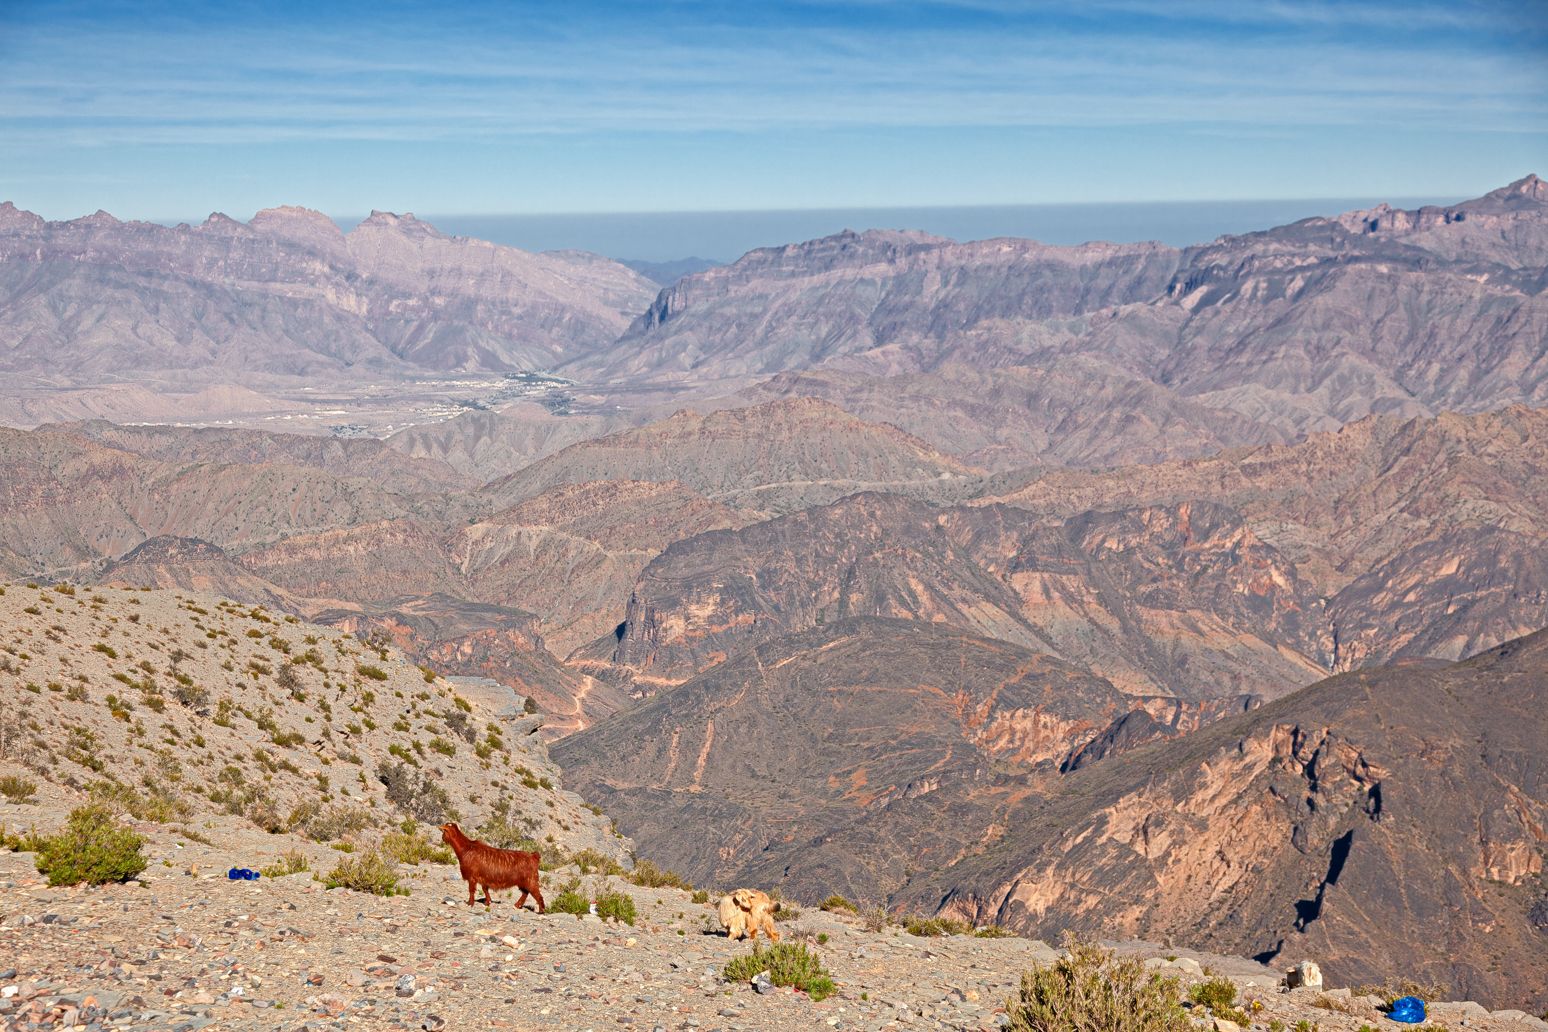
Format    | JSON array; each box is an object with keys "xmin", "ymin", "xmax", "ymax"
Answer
[{"xmin": 439, "ymin": 823, "xmax": 545, "ymax": 913}]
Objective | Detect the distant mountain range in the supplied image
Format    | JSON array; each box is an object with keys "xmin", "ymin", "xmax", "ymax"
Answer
[
  {"xmin": 4, "ymin": 175, "xmax": 1544, "ymax": 470},
  {"xmin": 3, "ymin": 177, "xmax": 1547, "ymax": 1008}
]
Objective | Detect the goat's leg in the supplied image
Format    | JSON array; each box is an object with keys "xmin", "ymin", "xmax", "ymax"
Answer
[
  {"xmin": 466, "ymin": 880, "xmax": 476, "ymax": 907},
  {"xmin": 515, "ymin": 890, "xmax": 530, "ymax": 911},
  {"xmin": 531, "ymin": 886, "xmax": 545, "ymax": 914}
]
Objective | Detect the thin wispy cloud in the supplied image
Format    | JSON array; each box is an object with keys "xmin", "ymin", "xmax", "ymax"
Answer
[{"xmin": 0, "ymin": 0, "xmax": 1542, "ymax": 216}]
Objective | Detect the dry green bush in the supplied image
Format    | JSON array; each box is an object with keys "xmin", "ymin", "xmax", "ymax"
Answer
[
  {"xmin": 88, "ymin": 779, "xmax": 190, "ymax": 823},
  {"xmin": 377, "ymin": 761, "xmax": 454, "ymax": 824},
  {"xmin": 627, "ymin": 858, "xmax": 693, "ymax": 891},
  {"xmin": 261, "ymin": 849, "xmax": 311, "ymax": 877},
  {"xmin": 0, "ymin": 775, "xmax": 38, "ymax": 803},
  {"xmin": 382, "ymin": 827, "xmax": 454, "ymax": 866},
  {"xmin": 723, "ymin": 942, "xmax": 835, "ymax": 1001},
  {"xmin": 1007, "ymin": 939, "xmax": 1189, "ymax": 1032},
  {"xmin": 34, "ymin": 805, "xmax": 147, "ymax": 886},
  {"xmin": 596, "ymin": 888, "xmax": 637, "ymax": 925},
  {"xmin": 569, "ymin": 848, "xmax": 624, "ymax": 876},
  {"xmin": 904, "ymin": 914, "xmax": 972, "ymax": 937},
  {"xmin": 1190, "ymin": 977, "xmax": 1250, "ymax": 1025},
  {"xmin": 322, "ymin": 844, "xmax": 406, "ymax": 896},
  {"xmin": 820, "ymin": 894, "xmax": 857, "ymax": 914}
]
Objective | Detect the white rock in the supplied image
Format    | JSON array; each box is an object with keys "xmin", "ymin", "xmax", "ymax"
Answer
[{"xmin": 1284, "ymin": 960, "xmax": 1322, "ymax": 990}]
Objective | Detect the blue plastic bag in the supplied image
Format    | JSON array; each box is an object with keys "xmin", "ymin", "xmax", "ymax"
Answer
[
  {"xmin": 227, "ymin": 867, "xmax": 261, "ymax": 881},
  {"xmin": 1388, "ymin": 996, "xmax": 1426, "ymax": 1023}
]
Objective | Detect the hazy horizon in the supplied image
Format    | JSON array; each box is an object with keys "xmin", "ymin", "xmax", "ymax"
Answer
[{"xmin": 381, "ymin": 195, "xmax": 1455, "ymax": 262}]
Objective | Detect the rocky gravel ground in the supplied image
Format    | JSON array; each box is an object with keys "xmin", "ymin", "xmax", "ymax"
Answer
[{"xmin": 5, "ymin": 831, "xmax": 1548, "ymax": 1032}]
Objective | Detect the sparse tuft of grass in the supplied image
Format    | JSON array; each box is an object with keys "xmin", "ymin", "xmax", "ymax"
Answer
[
  {"xmin": 1352, "ymin": 979, "xmax": 1451, "ymax": 1007},
  {"xmin": 0, "ymin": 775, "xmax": 38, "ymax": 804},
  {"xmin": 1189, "ymin": 977, "xmax": 1250, "ymax": 1025},
  {"xmin": 569, "ymin": 848, "xmax": 625, "ymax": 876},
  {"xmin": 627, "ymin": 858, "xmax": 693, "ymax": 891},
  {"xmin": 820, "ymin": 894, "xmax": 857, "ymax": 914},
  {"xmin": 261, "ymin": 849, "xmax": 312, "ymax": 877},
  {"xmin": 903, "ymin": 914, "xmax": 972, "ymax": 937}
]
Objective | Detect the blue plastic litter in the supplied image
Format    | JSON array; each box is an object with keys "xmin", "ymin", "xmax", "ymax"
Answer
[
  {"xmin": 227, "ymin": 867, "xmax": 261, "ymax": 881},
  {"xmin": 1388, "ymin": 997, "xmax": 1426, "ymax": 1023}
]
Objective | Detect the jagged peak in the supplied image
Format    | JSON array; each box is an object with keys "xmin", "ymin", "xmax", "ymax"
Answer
[
  {"xmin": 0, "ymin": 201, "xmax": 45, "ymax": 232},
  {"xmin": 1481, "ymin": 172, "xmax": 1546, "ymax": 202},
  {"xmin": 69, "ymin": 209, "xmax": 122, "ymax": 227},
  {"xmin": 198, "ymin": 211, "xmax": 248, "ymax": 233}
]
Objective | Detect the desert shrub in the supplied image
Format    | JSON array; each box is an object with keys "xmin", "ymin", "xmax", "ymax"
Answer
[
  {"xmin": 171, "ymin": 681, "xmax": 209, "ymax": 708},
  {"xmin": 2, "ymin": 824, "xmax": 45, "ymax": 852},
  {"xmin": 596, "ymin": 888, "xmax": 637, "ymax": 925},
  {"xmin": 293, "ymin": 802, "xmax": 374, "ymax": 842},
  {"xmin": 428, "ymin": 736, "xmax": 456, "ymax": 757},
  {"xmin": 91, "ymin": 642, "xmax": 117, "ymax": 659},
  {"xmin": 0, "ymin": 775, "xmax": 38, "ymax": 803},
  {"xmin": 904, "ymin": 914, "xmax": 972, "ymax": 937},
  {"xmin": 1352, "ymin": 979, "xmax": 1451, "ymax": 1007},
  {"xmin": 475, "ymin": 804, "xmax": 539, "ymax": 850},
  {"xmin": 377, "ymin": 760, "xmax": 454, "ymax": 824},
  {"xmin": 691, "ymin": 888, "xmax": 710, "ymax": 905},
  {"xmin": 440, "ymin": 707, "xmax": 474, "ymax": 742},
  {"xmin": 974, "ymin": 925, "xmax": 1014, "ymax": 938},
  {"xmin": 820, "ymin": 894, "xmax": 857, "ymax": 914},
  {"xmin": 547, "ymin": 874, "xmax": 589, "ymax": 915},
  {"xmin": 569, "ymin": 847, "xmax": 624, "ymax": 876},
  {"xmin": 322, "ymin": 844, "xmax": 407, "ymax": 895},
  {"xmin": 382, "ymin": 828, "xmax": 454, "ymax": 865},
  {"xmin": 1006, "ymin": 939, "xmax": 1189, "ymax": 1032},
  {"xmin": 261, "ymin": 849, "xmax": 312, "ymax": 877},
  {"xmin": 356, "ymin": 663, "xmax": 389, "ymax": 682},
  {"xmin": 862, "ymin": 905, "xmax": 888, "ymax": 932},
  {"xmin": 88, "ymin": 779, "xmax": 190, "ymax": 823},
  {"xmin": 1190, "ymin": 977, "xmax": 1250, "ymax": 1025},
  {"xmin": 33, "ymin": 805, "xmax": 148, "ymax": 886},
  {"xmin": 723, "ymin": 942, "xmax": 835, "ymax": 1002},
  {"xmin": 627, "ymin": 858, "xmax": 693, "ymax": 890}
]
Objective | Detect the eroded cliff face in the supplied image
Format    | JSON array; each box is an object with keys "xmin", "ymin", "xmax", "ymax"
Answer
[
  {"xmin": 905, "ymin": 631, "xmax": 1548, "ymax": 1009},
  {"xmin": 604, "ymin": 495, "xmax": 1332, "ymax": 702}
]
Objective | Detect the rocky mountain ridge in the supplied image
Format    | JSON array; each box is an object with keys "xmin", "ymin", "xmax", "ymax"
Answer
[{"xmin": 0, "ymin": 201, "xmax": 656, "ymax": 384}]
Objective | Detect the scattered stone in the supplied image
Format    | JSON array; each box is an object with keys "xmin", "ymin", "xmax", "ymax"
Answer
[{"xmin": 1285, "ymin": 960, "xmax": 1323, "ymax": 990}]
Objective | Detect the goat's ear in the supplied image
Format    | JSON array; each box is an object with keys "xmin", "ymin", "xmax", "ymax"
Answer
[{"xmin": 732, "ymin": 889, "xmax": 752, "ymax": 909}]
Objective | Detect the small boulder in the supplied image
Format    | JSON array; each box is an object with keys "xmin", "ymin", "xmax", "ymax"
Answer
[
  {"xmin": 1284, "ymin": 960, "xmax": 1322, "ymax": 990},
  {"xmin": 751, "ymin": 971, "xmax": 774, "ymax": 995}
]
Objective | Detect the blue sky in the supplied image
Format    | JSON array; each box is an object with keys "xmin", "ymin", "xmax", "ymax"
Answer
[{"xmin": 1, "ymin": 0, "xmax": 1545, "ymax": 222}]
